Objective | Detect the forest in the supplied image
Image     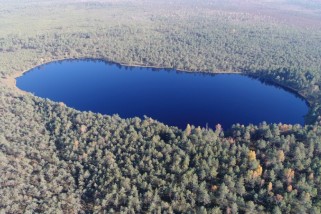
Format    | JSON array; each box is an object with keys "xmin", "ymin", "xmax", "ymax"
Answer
[{"xmin": 1, "ymin": 0, "xmax": 321, "ymax": 213}]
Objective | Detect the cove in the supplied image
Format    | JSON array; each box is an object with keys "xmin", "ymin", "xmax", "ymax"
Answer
[{"xmin": 16, "ymin": 59, "xmax": 308, "ymax": 129}]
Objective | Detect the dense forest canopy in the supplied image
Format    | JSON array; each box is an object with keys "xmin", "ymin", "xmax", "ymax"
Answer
[{"xmin": 1, "ymin": 0, "xmax": 321, "ymax": 213}]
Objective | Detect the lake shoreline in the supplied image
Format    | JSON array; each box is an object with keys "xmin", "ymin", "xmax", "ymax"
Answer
[
  {"xmin": 15, "ymin": 57, "xmax": 310, "ymax": 127},
  {"xmin": 2, "ymin": 56, "xmax": 312, "ymax": 116},
  {"xmin": 2, "ymin": 56, "xmax": 243, "ymax": 92}
]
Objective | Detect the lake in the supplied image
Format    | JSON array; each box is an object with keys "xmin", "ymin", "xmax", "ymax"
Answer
[{"xmin": 16, "ymin": 59, "xmax": 308, "ymax": 129}]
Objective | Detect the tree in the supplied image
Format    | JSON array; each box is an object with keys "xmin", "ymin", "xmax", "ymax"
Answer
[
  {"xmin": 218, "ymin": 183, "xmax": 229, "ymax": 203},
  {"xmin": 185, "ymin": 124, "xmax": 192, "ymax": 136},
  {"xmin": 248, "ymin": 150, "xmax": 256, "ymax": 161},
  {"xmin": 277, "ymin": 150, "xmax": 285, "ymax": 162},
  {"xmin": 245, "ymin": 201, "xmax": 255, "ymax": 213}
]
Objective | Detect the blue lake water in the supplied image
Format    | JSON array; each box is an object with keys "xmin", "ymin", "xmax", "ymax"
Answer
[{"xmin": 16, "ymin": 60, "xmax": 309, "ymax": 129}]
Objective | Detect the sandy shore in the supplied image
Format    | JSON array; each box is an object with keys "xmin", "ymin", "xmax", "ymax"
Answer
[{"xmin": 2, "ymin": 70, "xmax": 29, "ymax": 95}]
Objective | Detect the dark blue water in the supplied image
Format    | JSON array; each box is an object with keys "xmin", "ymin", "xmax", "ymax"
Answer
[{"xmin": 16, "ymin": 60, "xmax": 308, "ymax": 129}]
